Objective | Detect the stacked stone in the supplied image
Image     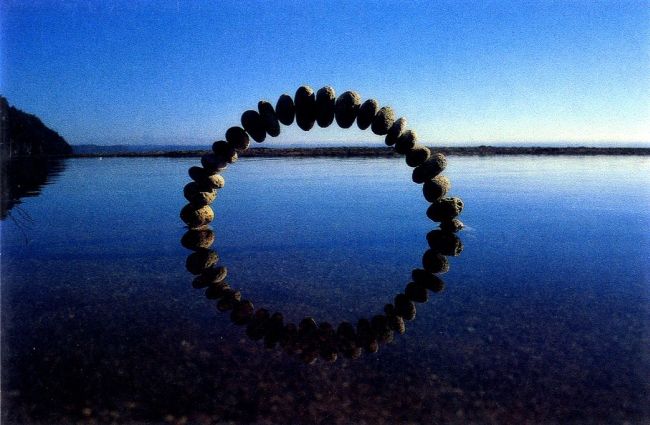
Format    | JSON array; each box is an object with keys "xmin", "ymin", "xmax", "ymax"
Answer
[
  {"xmin": 181, "ymin": 85, "xmax": 463, "ymax": 231},
  {"xmin": 179, "ymin": 84, "xmax": 466, "ymax": 363}
]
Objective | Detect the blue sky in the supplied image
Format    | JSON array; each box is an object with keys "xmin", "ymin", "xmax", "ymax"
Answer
[{"xmin": 1, "ymin": 1, "xmax": 648, "ymax": 146}]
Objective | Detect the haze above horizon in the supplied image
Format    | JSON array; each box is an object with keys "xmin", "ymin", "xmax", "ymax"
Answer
[{"xmin": 1, "ymin": 1, "xmax": 648, "ymax": 147}]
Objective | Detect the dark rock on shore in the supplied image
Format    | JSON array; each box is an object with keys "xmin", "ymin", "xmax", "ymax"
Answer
[{"xmin": 334, "ymin": 91, "xmax": 361, "ymax": 128}]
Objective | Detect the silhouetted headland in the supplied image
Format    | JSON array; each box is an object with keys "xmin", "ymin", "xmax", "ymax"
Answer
[
  {"xmin": 70, "ymin": 145, "xmax": 649, "ymax": 158},
  {"xmin": 0, "ymin": 96, "xmax": 72, "ymax": 158}
]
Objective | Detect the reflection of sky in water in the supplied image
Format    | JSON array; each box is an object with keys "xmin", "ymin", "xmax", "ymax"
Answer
[{"xmin": 1, "ymin": 156, "xmax": 649, "ymax": 423}]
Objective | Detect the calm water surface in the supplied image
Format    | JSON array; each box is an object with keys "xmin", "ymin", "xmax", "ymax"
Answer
[{"xmin": 1, "ymin": 155, "xmax": 649, "ymax": 424}]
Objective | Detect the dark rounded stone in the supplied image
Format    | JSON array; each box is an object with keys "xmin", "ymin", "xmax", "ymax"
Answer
[
  {"xmin": 183, "ymin": 182, "xmax": 216, "ymax": 207},
  {"xmin": 366, "ymin": 339, "xmax": 379, "ymax": 353},
  {"xmin": 342, "ymin": 346, "xmax": 363, "ymax": 359},
  {"xmin": 412, "ymin": 153, "xmax": 447, "ymax": 183},
  {"xmin": 422, "ymin": 176, "xmax": 451, "ymax": 202},
  {"xmin": 315, "ymin": 86, "xmax": 336, "ymax": 128},
  {"xmin": 300, "ymin": 350, "xmax": 318, "ymax": 364},
  {"xmin": 180, "ymin": 204, "xmax": 214, "ymax": 228},
  {"xmin": 394, "ymin": 130, "xmax": 417, "ymax": 154},
  {"xmin": 337, "ymin": 321, "xmax": 356, "ymax": 343},
  {"xmin": 225, "ymin": 126, "xmax": 250, "ymax": 151},
  {"xmin": 185, "ymin": 249, "xmax": 218, "ymax": 275},
  {"xmin": 384, "ymin": 304, "xmax": 396, "ymax": 316},
  {"xmin": 275, "ymin": 94, "xmax": 295, "ymax": 126},
  {"xmin": 387, "ymin": 314, "xmax": 406, "ymax": 334},
  {"xmin": 298, "ymin": 317, "xmax": 318, "ymax": 341},
  {"xmin": 394, "ymin": 294, "xmax": 416, "ymax": 320},
  {"xmin": 371, "ymin": 315, "xmax": 393, "ymax": 343},
  {"xmin": 280, "ymin": 323, "xmax": 299, "ymax": 353},
  {"xmin": 320, "ymin": 347, "xmax": 338, "ymax": 363},
  {"xmin": 405, "ymin": 144, "xmax": 431, "ymax": 167},
  {"xmin": 370, "ymin": 106, "xmax": 395, "ymax": 135},
  {"xmin": 193, "ymin": 266, "xmax": 227, "ymax": 287},
  {"xmin": 211, "ymin": 141, "xmax": 238, "ymax": 163},
  {"xmin": 422, "ymin": 250, "xmax": 450, "ymax": 274},
  {"xmin": 258, "ymin": 101, "xmax": 281, "ymax": 137},
  {"xmin": 201, "ymin": 153, "xmax": 228, "ymax": 173},
  {"xmin": 426, "ymin": 229, "xmax": 463, "ymax": 256},
  {"xmin": 317, "ymin": 322, "xmax": 338, "ymax": 361},
  {"xmin": 181, "ymin": 228, "xmax": 215, "ymax": 250},
  {"xmin": 217, "ymin": 289, "xmax": 241, "ymax": 312},
  {"xmin": 294, "ymin": 85, "xmax": 317, "ymax": 131},
  {"xmin": 426, "ymin": 197, "xmax": 464, "ymax": 222},
  {"xmin": 440, "ymin": 218, "xmax": 464, "ymax": 233},
  {"xmin": 412, "ymin": 268, "xmax": 445, "ymax": 292},
  {"xmin": 231, "ymin": 300, "xmax": 254, "ymax": 325},
  {"xmin": 241, "ymin": 109, "xmax": 266, "ymax": 143},
  {"xmin": 204, "ymin": 282, "xmax": 230, "ymax": 299},
  {"xmin": 246, "ymin": 308, "xmax": 270, "ymax": 340},
  {"xmin": 264, "ymin": 312, "xmax": 285, "ymax": 348},
  {"xmin": 356, "ymin": 319, "xmax": 378, "ymax": 351},
  {"xmin": 405, "ymin": 282, "xmax": 428, "ymax": 303},
  {"xmin": 188, "ymin": 167, "xmax": 224, "ymax": 189},
  {"xmin": 334, "ymin": 91, "xmax": 361, "ymax": 128},
  {"xmin": 385, "ymin": 118, "xmax": 407, "ymax": 146},
  {"xmin": 357, "ymin": 99, "xmax": 379, "ymax": 130}
]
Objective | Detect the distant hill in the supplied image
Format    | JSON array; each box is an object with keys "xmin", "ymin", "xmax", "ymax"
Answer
[{"xmin": 0, "ymin": 96, "xmax": 72, "ymax": 158}]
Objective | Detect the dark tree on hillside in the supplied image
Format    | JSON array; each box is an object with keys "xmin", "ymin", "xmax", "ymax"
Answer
[{"xmin": 0, "ymin": 96, "xmax": 72, "ymax": 159}]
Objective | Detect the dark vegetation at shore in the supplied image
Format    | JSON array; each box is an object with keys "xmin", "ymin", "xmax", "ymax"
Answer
[
  {"xmin": 69, "ymin": 145, "xmax": 650, "ymax": 158},
  {"xmin": 0, "ymin": 96, "xmax": 72, "ymax": 159}
]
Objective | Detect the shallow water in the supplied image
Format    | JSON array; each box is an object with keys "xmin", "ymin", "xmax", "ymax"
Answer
[{"xmin": 1, "ymin": 155, "xmax": 649, "ymax": 424}]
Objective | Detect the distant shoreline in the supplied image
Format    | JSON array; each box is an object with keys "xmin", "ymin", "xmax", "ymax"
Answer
[{"xmin": 65, "ymin": 146, "xmax": 650, "ymax": 158}]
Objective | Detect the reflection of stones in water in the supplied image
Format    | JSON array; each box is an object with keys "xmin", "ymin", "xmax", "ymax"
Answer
[
  {"xmin": 1, "ymin": 157, "xmax": 67, "ymax": 220},
  {"xmin": 180, "ymin": 228, "xmax": 215, "ymax": 250},
  {"xmin": 180, "ymin": 226, "xmax": 462, "ymax": 364}
]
